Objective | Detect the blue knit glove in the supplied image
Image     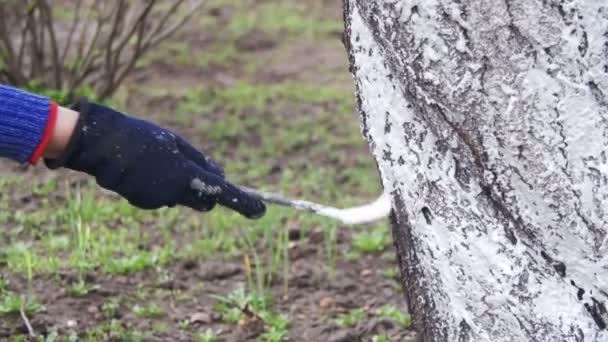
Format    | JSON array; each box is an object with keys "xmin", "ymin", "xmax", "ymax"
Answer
[{"xmin": 45, "ymin": 98, "xmax": 266, "ymax": 219}]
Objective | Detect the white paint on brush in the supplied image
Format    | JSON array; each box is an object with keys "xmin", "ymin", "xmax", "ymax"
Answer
[{"xmin": 315, "ymin": 192, "xmax": 391, "ymax": 225}]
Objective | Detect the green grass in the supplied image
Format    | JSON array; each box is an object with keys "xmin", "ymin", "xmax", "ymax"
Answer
[
  {"xmin": 144, "ymin": 0, "xmax": 343, "ymax": 72},
  {"xmin": 227, "ymin": 5, "xmax": 341, "ymax": 39}
]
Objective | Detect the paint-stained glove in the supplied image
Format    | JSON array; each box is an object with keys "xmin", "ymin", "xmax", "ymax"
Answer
[{"xmin": 45, "ymin": 98, "xmax": 266, "ymax": 219}]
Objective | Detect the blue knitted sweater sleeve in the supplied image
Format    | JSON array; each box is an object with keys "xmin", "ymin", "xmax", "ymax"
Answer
[{"xmin": 0, "ymin": 85, "xmax": 51, "ymax": 163}]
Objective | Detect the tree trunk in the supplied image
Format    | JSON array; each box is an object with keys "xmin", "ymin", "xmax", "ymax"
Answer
[{"xmin": 343, "ymin": 0, "xmax": 608, "ymax": 341}]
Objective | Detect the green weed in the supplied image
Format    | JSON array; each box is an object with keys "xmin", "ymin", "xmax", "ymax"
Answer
[
  {"xmin": 258, "ymin": 312, "xmax": 289, "ymax": 342},
  {"xmin": 382, "ymin": 267, "xmax": 399, "ymax": 280},
  {"xmin": 335, "ymin": 308, "xmax": 365, "ymax": 328},
  {"xmin": 213, "ymin": 288, "xmax": 289, "ymax": 340},
  {"xmin": 104, "ymin": 253, "xmax": 158, "ymax": 274},
  {"xmin": 132, "ymin": 303, "xmax": 166, "ymax": 318},
  {"xmin": 67, "ymin": 280, "xmax": 94, "ymax": 297},
  {"xmin": 102, "ymin": 299, "xmax": 121, "ymax": 320},
  {"xmin": 352, "ymin": 228, "xmax": 390, "ymax": 254},
  {"xmin": 370, "ymin": 335, "xmax": 391, "ymax": 342},
  {"xmin": 85, "ymin": 320, "xmax": 146, "ymax": 341},
  {"xmin": 196, "ymin": 329, "xmax": 220, "ymax": 342},
  {"xmin": 375, "ymin": 305, "xmax": 412, "ymax": 328},
  {"xmin": 0, "ymin": 291, "xmax": 43, "ymax": 316}
]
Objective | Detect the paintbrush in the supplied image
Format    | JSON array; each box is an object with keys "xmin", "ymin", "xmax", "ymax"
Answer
[{"xmin": 236, "ymin": 186, "xmax": 391, "ymax": 225}]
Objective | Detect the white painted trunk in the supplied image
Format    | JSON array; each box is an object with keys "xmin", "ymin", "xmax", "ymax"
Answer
[{"xmin": 343, "ymin": 0, "xmax": 608, "ymax": 341}]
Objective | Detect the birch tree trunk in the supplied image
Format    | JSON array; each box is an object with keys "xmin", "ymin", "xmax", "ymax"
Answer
[{"xmin": 343, "ymin": 1, "xmax": 608, "ymax": 341}]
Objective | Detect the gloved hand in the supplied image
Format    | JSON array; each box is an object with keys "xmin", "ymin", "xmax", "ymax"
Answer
[{"xmin": 45, "ymin": 98, "xmax": 266, "ymax": 219}]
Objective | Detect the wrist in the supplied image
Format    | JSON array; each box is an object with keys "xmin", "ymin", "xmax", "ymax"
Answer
[{"xmin": 41, "ymin": 105, "xmax": 80, "ymax": 160}]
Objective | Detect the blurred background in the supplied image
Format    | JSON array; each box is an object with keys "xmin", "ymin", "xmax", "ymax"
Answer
[{"xmin": 0, "ymin": 1, "xmax": 413, "ymax": 340}]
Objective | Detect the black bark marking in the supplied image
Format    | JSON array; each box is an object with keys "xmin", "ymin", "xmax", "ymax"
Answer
[
  {"xmin": 584, "ymin": 298, "xmax": 607, "ymax": 330},
  {"xmin": 578, "ymin": 30, "xmax": 588, "ymax": 57},
  {"xmin": 453, "ymin": 157, "xmax": 471, "ymax": 190},
  {"xmin": 588, "ymin": 81, "xmax": 608, "ymax": 107},
  {"xmin": 540, "ymin": 250, "xmax": 567, "ymax": 277},
  {"xmin": 458, "ymin": 319, "xmax": 472, "ymax": 342},
  {"xmin": 384, "ymin": 111, "xmax": 392, "ymax": 133},
  {"xmin": 421, "ymin": 206, "xmax": 433, "ymax": 224},
  {"xmin": 382, "ymin": 148, "xmax": 395, "ymax": 166},
  {"xmin": 578, "ymin": 288, "xmax": 586, "ymax": 301}
]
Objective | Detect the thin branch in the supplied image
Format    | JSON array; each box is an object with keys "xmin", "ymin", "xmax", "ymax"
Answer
[
  {"xmin": 60, "ymin": 0, "xmax": 82, "ymax": 66},
  {"xmin": 39, "ymin": 0, "xmax": 62, "ymax": 88},
  {"xmin": 0, "ymin": 68, "xmax": 17, "ymax": 84},
  {"xmin": 103, "ymin": 0, "xmax": 128, "ymax": 94},
  {"xmin": 0, "ymin": 4, "xmax": 22, "ymax": 83},
  {"xmin": 144, "ymin": 0, "xmax": 207, "ymax": 50},
  {"xmin": 102, "ymin": 11, "xmax": 148, "ymax": 98},
  {"xmin": 2, "ymin": 0, "xmax": 206, "ymax": 101},
  {"xmin": 17, "ymin": 8, "xmax": 35, "ymax": 74},
  {"xmin": 70, "ymin": 1, "xmax": 96, "ymax": 87},
  {"xmin": 69, "ymin": 1, "xmax": 108, "ymax": 90},
  {"xmin": 107, "ymin": 0, "xmax": 206, "ymax": 98},
  {"xmin": 109, "ymin": 0, "xmax": 156, "ymax": 74},
  {"xmin": 142, "ymin": 0, "xmax": 185, "ymax": 43},
  {"xmin": 28, "ymin": 3, "xmax": 42, "ymax": 79},
  {"xmin": 0, "ymin": 5, "xmax": 16, "ymax": 62}
]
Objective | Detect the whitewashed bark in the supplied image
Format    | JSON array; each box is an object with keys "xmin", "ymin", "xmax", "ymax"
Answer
[{"xmin": 343, "ymin": 0, "xmax": 608, "ymax": 341}]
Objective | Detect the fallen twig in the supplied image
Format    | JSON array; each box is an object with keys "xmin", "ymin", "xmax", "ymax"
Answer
[{"xmin": 19, "ymin": 296, "xmax": 35, "ymax": 338}]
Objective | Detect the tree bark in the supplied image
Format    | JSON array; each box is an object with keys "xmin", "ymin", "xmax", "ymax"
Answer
[{"xmin": 343, "ymin": 1, "xmax": 608, "ymax": 341}]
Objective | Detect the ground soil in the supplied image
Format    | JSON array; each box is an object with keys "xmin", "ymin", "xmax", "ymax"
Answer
[{"xmin": 2, "ymin": 234, "xmax": 410, "ymax": 341}]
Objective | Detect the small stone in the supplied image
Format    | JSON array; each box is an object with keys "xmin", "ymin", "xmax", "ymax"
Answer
[
  {"xmin": 190, "ymin": 312, "xmax": 212, "ymax": 324},
  {"xmin": 361, "ymin": 269, "xmax": 373, "ymax": 277},
  {"xmin": 210, "ymin": 312, "xmax": 222, "ymax": 321},
  {"xmin": 66, "ymin": 320, "xmax": 77, "ymax": 328},
  {"xmin": 319, "ymin": 296, "xmax": 336, "ymax": 310}
]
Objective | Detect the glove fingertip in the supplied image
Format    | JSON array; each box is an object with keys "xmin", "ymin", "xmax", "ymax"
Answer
[
  {"xmin": 245, "ymin": 200, "xmax": 266, "ymax": 219},
  {"xmin": 221, "ymin": 193, "xmax": 266, "ymax": 219}
]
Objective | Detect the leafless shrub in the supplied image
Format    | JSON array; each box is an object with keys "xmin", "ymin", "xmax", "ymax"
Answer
[{"xmin": 0, "ymin": 0, "xmax": 205, "ymax": 100}]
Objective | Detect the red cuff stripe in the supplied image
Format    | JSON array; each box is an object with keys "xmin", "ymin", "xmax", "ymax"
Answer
[{"xmin": 29, "ymin": 101, "xmax": 58, "ymax": 165}]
